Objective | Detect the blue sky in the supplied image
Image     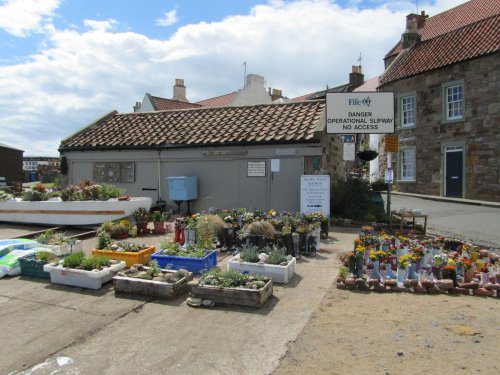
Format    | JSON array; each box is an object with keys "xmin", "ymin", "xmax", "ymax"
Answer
[{"xmin": 0, "ymin": 0, "xmax": 467, "ymax": 156}]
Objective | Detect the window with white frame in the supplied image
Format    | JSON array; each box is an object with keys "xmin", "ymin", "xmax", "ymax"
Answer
[
  {"xmin": 443, "ymin": 82, "xmax": 464, "ymax": 121},
  {"xmin": 400, "ymin": 148, "xmax": 416, "ymax": 181},
  {"xmin": 400, "ymin": 94, "xmax": 416, "ymax": 128}
]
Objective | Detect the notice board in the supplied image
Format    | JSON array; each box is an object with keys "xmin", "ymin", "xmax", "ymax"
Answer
[{"xmin": 300, "ymin": 175, "xmax": 330, "ymax": 216}]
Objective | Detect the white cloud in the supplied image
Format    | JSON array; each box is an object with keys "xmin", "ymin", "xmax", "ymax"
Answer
[
  {"xmin": 0, "ymin": 0, "xmax": 60, "ymax": 37},
  {"xmin": 0, "ymin": 0, "xmax": 469, "ymax": 155},
  {"xmin": 83, "ymin": 19, "xmax": 118, "ymax": 32},
  {"xmin": 156, "ymin": 9, "xmax": 178, "ymax": 27}
]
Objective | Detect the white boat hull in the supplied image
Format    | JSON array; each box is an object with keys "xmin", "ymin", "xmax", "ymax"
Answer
[{"xmin": 0, "ymin": 197, "xmax": 152, "ymax": 225}]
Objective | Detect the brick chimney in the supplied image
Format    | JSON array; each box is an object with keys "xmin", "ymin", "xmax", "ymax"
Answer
[
  {"xmin": 270, "ymin": 88, "xmax": 283, "ymax": 101},
  {"xmin": 349, "ymin": 65, "xmax": 364, "ymax": 89},
  {"xmin": 401, "ymin": 12, "xmax": 425, "ymax": 49},
  {"xmin": 133, "ymin": 101, "xmax": 141, "ymax": 113},
  {"xmin": 173, "ymin": 78, "xmax": 188, "ymax": 102}
]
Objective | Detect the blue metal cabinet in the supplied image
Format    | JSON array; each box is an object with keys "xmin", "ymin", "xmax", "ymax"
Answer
[{"xmin": 167, "ymin": 176, "xmax": 198, "ymax": 201}]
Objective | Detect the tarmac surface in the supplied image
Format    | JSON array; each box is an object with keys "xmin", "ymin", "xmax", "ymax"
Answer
[{"xmin": 0, "ymin": 225, "xmax": 359, "ymax": 375}]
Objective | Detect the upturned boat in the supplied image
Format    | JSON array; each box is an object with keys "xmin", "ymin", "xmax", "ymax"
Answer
[{"xmin": 0, "ymin": 197, "xmax": 152, "ymax": 225}]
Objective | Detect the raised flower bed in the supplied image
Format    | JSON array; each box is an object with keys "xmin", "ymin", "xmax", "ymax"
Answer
[
  {"xmin": 35, "ymin": 229, "xmax": 82, "ymax": 256},
  {"xmin": 43, "ymin": 251, "xmax": 125, "ymax": 290},
  {"xmin": 19, "ymin": 250, "xmax": 59, "ymax": 279},
  {"xmin": 91, "ymin": 242, "xmax": 156, "ymax": 267},
  {"xmin": 191, "ymin": 269, "xmax": 273, "ymax": 307},
  {"xmin": 113, "ymin": 262, "xmax": 193, "ymax": 299},
  {"xmin": 227, "ymin": 245, "xmax": 296, "ymax": 283},
  {"xmin": 151, "ymin": 242, "xmax": 217, "ymax": 274}
]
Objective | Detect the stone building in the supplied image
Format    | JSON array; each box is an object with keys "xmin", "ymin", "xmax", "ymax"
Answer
[
  {"xmin": 378, "ymin": 0, "xmax": 500, "ymax": 201},
  {"xmin": 0, "ymin": 143, "xmax": 23, "ymax": 187}
]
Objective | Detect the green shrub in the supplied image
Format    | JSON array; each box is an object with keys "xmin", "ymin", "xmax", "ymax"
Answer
[
  {"xmin": 239, "ymin": 246, "xmax": 260, "ymax": 263},
  {"xmin": 62, "ymin": 251, "xmax": 85, "ymax": 268},
  {"xmin": 331, "ymin": 176, "xmax": 385, "ymax": 221},
  {"xmin": 265, "ymin": 246, "xmax": 287, "ymax": 265}
]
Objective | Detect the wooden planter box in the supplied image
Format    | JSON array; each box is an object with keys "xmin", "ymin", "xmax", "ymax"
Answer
[
  {"xmin": 43, "ymin": 261, "xmax": 125, "ymax": 290},
  {"xmin": 227, "ymin": 256, "xmax": 296, "ymax": 283},
  {"xmin": 191, "ymin": 278, "xmax": 273, "ymax": 307},
  {"xmin": 113, "ymin": 269, "xmax": 193, "ymax": 299},
  {"xmin": 91, "ymin": 246, "xmax": 156, "ymax": 267},
  {"xmin": 151, "ymin": 249, "xmax": 217, "ymax": 274}
]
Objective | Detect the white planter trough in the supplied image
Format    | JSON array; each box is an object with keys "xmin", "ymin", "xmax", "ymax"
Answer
[
  {"xmin": 227, "ymin": 256, "xmax": 296, "ymax": 284},
  {"xmin": 43, "ymin": 260, "xmax": 125, "ymax": 290},
  {"xmin": 35, "ymin": 241, "xmax": 82, "ymax": 256}
]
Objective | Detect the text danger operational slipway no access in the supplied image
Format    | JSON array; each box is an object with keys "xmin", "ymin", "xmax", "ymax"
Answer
[{"xmin": 326, "ymin": 92, "xmax": 395, "ymax": 134}]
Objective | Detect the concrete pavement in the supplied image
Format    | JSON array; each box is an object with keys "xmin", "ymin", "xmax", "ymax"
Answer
[
  {"xmin": 0, "ymin": 227, "xmax": 358, "ymax": 375},
  {"xmin": 383, "ymin": 193, "xmax": 500, "ymax": 248}
]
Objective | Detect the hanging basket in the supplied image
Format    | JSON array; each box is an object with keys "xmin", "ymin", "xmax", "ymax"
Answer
[{"xmin": 357, "ymin": 150, "xmax": 379, "ymax": 161}]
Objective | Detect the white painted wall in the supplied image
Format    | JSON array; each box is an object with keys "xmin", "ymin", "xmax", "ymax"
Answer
[{"xmin": 231, "ymin": 74, "xmax": 273, "ymax": 107}]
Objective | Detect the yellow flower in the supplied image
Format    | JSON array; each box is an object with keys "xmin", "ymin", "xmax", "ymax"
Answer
[{"xmin": 447, "ymin": 259, "xmax": 456, "ymax": 266}]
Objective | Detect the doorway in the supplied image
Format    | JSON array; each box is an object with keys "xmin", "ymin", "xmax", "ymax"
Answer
[{"xmin": 445, "ymin": 146, "xmax": 463, "ymax": 197}]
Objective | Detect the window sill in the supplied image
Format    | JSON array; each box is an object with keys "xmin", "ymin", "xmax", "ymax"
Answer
[
  {"xmin": 398, "ymin": 125, "xmax": 416, "ymax": 130},
  {"xmin": 397, "ymin": 179, "xmax": 416, "ymax": 183},
  {"xmin": 441, "ymin": 117, "xmax": 465, "ymax": 125}
]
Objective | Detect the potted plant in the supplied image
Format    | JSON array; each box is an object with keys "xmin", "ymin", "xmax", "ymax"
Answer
[
  {"xmin": 35, "ymin": 229, "xmax": 82, "ymax": 255},
  {"xmin": 133, "ymin": 207, "xmax": 151, "ymax": 236},
  {"xmin": 151, "ymin": 210, "xmax": 166, "ymax": 235},
  {"xmin": 357, "ymin": 140, "xmax": 379, "ymax": 162},
  {"xmin": 43, "ymin": 251, "xmax": 125, "ymax": 290},
  {"xmin": 191, "ymin": 268, "xmax": 273, "ymax": 307},
  {"xmin": 113, "ymin": 261, "xmax": 193, "ymax": 299},
  {"xmin": 91, "ymin": 234, "xmax": 156, "ymax": 267},
  {"xmin": 151, "ymin": 241, "xmax": 217, "ymax": 274},
  {"xmin": 227, "ymin": 245, "xmax": 296, "ymax": 283},
  {"xmin": 99, "ymin": 220, "xmax": 134, "ymax": 240}
]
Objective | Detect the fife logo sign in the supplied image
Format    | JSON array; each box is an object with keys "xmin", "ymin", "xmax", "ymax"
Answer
[
  {"xmin": 326, "ymin": 92, "xmax": 395, "ymax": 134},
  {"xmin": 348, "ymin": 97, "xmax": 371, "ymax": 107}
]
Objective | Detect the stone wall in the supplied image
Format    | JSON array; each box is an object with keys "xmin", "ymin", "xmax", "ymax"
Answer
[
  {"xmin": 379, "ymin": 53, "xmax": 500, "ymax": 201},
  {"xmin": 320, "ymin": 132, "xmax": 344, "ymax": 184}
]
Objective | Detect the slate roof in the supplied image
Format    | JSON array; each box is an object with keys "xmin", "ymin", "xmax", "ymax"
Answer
[
  {"xmin": 196, "ymin": 92, "xmax": 238, "ymax": 107},
  {"xmin": 149, "ymin": 95, "xmax": 201, "ymax": 110},
  {"xmin": 381, "ymin": 0, "xmax": 500, "ymax": 85},
  {"xmin": 60, "ymin": 101, "xmax": 325, "ymax": 151}
]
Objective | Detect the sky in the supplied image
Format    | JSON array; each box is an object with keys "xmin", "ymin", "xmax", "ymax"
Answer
[{"xmin": 0, "ymin": 0, "xmax": 468, "ymax": 156}]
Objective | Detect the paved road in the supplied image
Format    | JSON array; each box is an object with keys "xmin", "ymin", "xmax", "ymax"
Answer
[{"xmin": 383, "ymin": 194, "xmax": 500, "ymax": 248}]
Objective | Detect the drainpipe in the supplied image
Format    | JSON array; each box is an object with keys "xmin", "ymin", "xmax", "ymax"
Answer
[{"xmin": 157, "ymin": 149, "xmax": 162, "ymax": 204}]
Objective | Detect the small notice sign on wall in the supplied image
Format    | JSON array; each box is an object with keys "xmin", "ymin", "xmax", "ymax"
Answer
[{"xmin": 247, "ymin": 161, "xmax": 266, "ymax": 177}]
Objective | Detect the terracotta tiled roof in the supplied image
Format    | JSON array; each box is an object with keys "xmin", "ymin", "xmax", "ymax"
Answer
[
  {"xmin": 380, "ymin": 14, "xmax": 500, "ymax": 85},
  {"xmin": 60, "ymin": 101, "xmax": 325, "ymax": 150},
  {"xmin": 150, "ymin": 95, "xmax": 201, "ymax": 110},
  {"xmin": 385, "ymin": 0, "xmax": 500, "ymax": 59},
  {"xmin": 196, "ymin": 92, "xmax": 237, "ymax": 107},
  {"xmin": 353, "ymin": 76, "xmax": 380, "ymax": 92},
  {"xmin": 292, "ymin": 83, "xmax": 352, "ymax": 102}
]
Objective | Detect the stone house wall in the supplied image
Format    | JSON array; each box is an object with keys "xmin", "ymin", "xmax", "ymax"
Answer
[{"xmin": 379, "ymin": 53, "xmax": 500, "ymax": 201}]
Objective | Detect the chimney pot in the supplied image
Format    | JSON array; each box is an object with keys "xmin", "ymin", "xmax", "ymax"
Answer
[{"xmin": 133, "ymin": 101, "xmax": 142, "ymax": 112}]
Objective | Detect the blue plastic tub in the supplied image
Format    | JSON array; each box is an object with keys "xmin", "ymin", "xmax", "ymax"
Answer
[{"xmin": 151, "ymin": 250, "xmax": 217, "ymax": 274}]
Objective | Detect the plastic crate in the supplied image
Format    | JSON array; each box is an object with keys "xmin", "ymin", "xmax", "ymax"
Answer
[
  {"xmin": 91, "ymin": 246, "xmax": 156, "ymax": 267},
  {"xmin": 151, "ymin": 249, "xmax": 217, "ymax": 274},
  {"xmin": 19, "ymin": 255, "xmax": 51, "ymax": 279}
]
